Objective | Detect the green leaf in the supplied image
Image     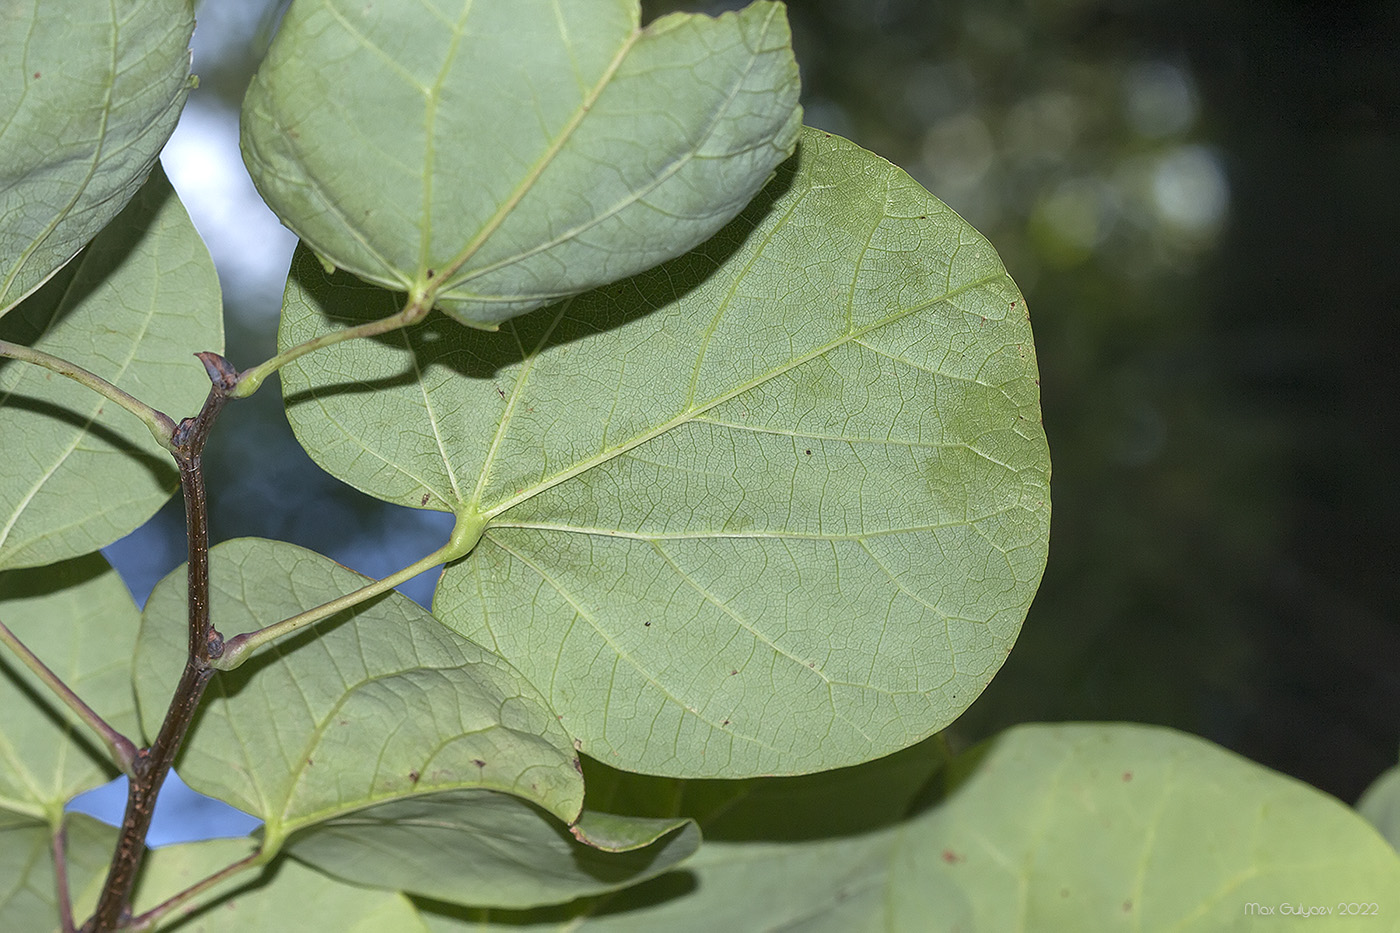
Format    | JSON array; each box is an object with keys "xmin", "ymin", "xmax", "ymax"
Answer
[
  {"xmin": 418, "ymin": 724, "xmax": 1400, "ymax": 932},
  {"xmin": 872, "ymin": 724, "xmax": 1400, "ymax": 931},
  {"xmin": 0, "ymin": 0, "xmax": 193, "ymax": 316},
  {"xmin": 286, "ymin": 790, "xmax": 698, "ymax": 909},
  {"xmin": 242, "ymin": 0, "xmax": 801, "ymax": 329},
  {"xmin": 415, "ymin": 738, "xmax": 945, "ymax": 931},
  {"xmin": 0, "ymin": 814, "xmax": 116, "ymax": 933},
  {"xmin": 133, "ymin": 538, "xmax": 583, "ymax": 851},
  {"xmin": 118, "ymin": 839, "xmax": 431, "ymax": 933},
  {"xmin": 0, "ymin": 168, "xmax": 223, "ymax": 571},
  {"xmin": 280, "ymin": 128, "xmax": 1050, "ymax": 777},
  {"xmin": 1359, "ymin": 762, "xmax": 1400, "ymax": 852},
  {"xmin": 121, "ymin": 837, "xmax": 261, "ymax": 925},
  {"xmin": 0, "ymin": 554, "xmax": 140, "ymax": 818}
]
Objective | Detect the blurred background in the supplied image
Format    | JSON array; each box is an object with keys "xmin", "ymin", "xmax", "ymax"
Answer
[{"xmin": 82, "ymin": 0, "xmax": 1398, "ymax": 836}]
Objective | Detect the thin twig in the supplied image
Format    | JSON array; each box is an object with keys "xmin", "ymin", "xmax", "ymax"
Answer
[
  {"xmin": 231, "ymin": 292, "xmax": 430, "ymax": 398},
  {"xmin": 0, "ymin": 618, "xmax": 138, "ymax": 775},
  {"xmin": 80, "ymin": 352, "xmax": 237, "ymax": 933},
  {"xmin": 0, "ymin": 339, "xmax": 177, "ymax": 452},
  {"xmin": 126, "ymin": 848, "xmax": 265, "ymax": 933},
  {"xmin": 53, "ymin": 823, "xmax": 76, "ymax": 933},
  {"xmin": 215, "ymin": 512, "xmax": 483, "ymax": 671}
]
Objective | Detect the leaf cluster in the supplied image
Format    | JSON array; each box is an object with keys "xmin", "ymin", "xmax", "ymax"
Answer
[{"xmin": 1, "ymin": 1, "xmax": 1397, "ymax": 931}]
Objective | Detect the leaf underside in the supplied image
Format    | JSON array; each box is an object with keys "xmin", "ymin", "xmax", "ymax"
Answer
[
  {"xmin": 0, "ymin": 0, "xmax": 193, "ymax": 316},
  {"xmin": 286, "ymin": 789, "xmax": 700, "ymax": 910},
  {"xmin": 0, "ymin": 169, "xmax": 223, "ymax": 571},
  {"xmin": 280, "ymin": 128, "xmax": 1051, "ymax": 778},
  {"xmin": 241, "ymin": 0, "xmax": 803, "ymax": 329},
  {"xmin": 0, "ymin": 554, "xmax": 141, "ymax": 815},
  {"xmin": 124, "ymin": 838, "xmax": 431, "ymax": 933},
  {"xmin": 416, "ymin": 724, "xmax": 1400, "ymax": 932},
  {"xmin": 132, "ymin": 538, "xmax": 583, "ymax": 849}
]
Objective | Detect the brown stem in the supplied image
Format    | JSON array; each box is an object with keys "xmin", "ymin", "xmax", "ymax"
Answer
[
  {"xmin": 79, "ymin": 353, "xmax": 237, "ymax": 933},
  {"xmin": 126, "ymin": 849, "xmax": 263, "ymax": 932},
  {"xmin": 54, "ymin": 823, "xmax": 76, "ymax": 933}
]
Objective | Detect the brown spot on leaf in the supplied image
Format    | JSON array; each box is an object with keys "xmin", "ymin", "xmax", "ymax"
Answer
[
  {"xmin": 421, "ymin": 493, "xmax": 430, "ymax": 506},
  {"xmin": 941, "ymin": 849, "xmax": 961, "ymax": 864},
  {"xmin": 472, "ymin": 759, "xmax": 486, "ymax": 768},
  {"xmin": 408, "ymin": 770, "xmax": 420, "ymax": 784},
  {"xmin": 1122, "ymin": 771, "xmax": 1133, "ymax": 782}
]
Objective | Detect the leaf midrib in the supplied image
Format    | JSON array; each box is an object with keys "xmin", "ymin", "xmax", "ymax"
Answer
[
  {"xmin": 0, "ymin": 237, "xmax": 163, "ymax": 561},
  {"xmin": 424, "ymin": 15, "xmax": 643, "ymax": 295},
  {"xmin": 0, "ymin": 6, "xmax": 118, "ymax": 310},
  {"xmin": 478, "ymin": 268, "xmax": 1005, "ymax": 523},
  {"xmin": 449, "ymin": 2, "xmax": 786, "ymax": 292}
]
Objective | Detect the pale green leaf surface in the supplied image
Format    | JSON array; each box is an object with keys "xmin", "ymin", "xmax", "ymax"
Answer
[
  {"xmin": 0, "ymin": 168, "xmax": 223, "ymax": 570},
  {"xmin": 0, "ymin": 814, "xmax": 115, "ymax": 933},
  {"xmin": 286, "ymin": 789, "xmax": 698, "ymax": 909},
  {"xmin": 571, "ymin": 808, "xmax": 694, "ymax": 853},
  {"xmin": 0, "ymin": 554, "xmax": 140, "ymax": 817},
  {"xmin": 242, "ymin": 0, "xmax": 801, "ymax": 328},
  {"xmin": 1359, "ymin": 763, "xmax": 1400, "ymax": 852},
  {"xmin": 416, "ymin": 738, "xmax": 944, "ymax": 931},
  {"xmin": 419, "ymin": 724, "xmax": 1400, "ymax": 932},
  {"xmin": 0, "ymin": 0, "xmax": 193, "ymax": 315},
  {"xmin": 122, "ymin": 836, "xmax": 260, "ymax": 924},
  {"xmin": 280, "ymin": 129, "xmax": 1050, "ymax": 777},
  {"xmin": 875, "ymin": 724, "xmax": 1400, "ymax": 931},
  {"xmin": 115, "ymin": 839, "xmax": 430, "ymax": 933},
  {"xmin": 133, "ymin": 538, "xmax": 582, "ymax": 848}
]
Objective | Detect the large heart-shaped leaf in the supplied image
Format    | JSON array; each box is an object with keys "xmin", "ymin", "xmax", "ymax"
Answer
[
  {"xmin": 0, "ymin": 554, "xmax": 140, "ymax": 816},
  {"xmin": 0, "ymin": 0, "xmax": 193, "ymax": 316},
  {"xmin": 0, "ymin": 168, "xmax": 223, "ymax": 571},
  {"xmin": 133, "ymin": 538, "xmax": 582, "ymax": 851},
  {"xmin": 241, "ymin": 0, "xmax": 801, "ymax": 329},
  {"xmin": 280, "ymin": 129, "xmax": 1050, "ymax": 777},
  {"xmin": 418, "ymin": 724, "xmax": 1400, "ymax": 932}
]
